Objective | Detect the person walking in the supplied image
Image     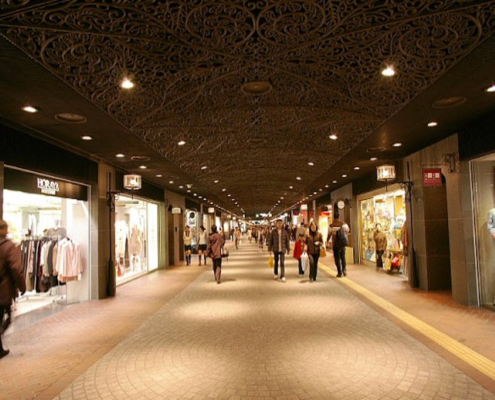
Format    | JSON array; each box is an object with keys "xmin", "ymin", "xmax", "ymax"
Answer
[
  {"xmin": 206, "ymin": 225, "xmax": 225, "ymax": 284},
  {"xmin": 306, "ymin": 221, "xmax": 324, "ymax": 282},
  {"xmin": 183, "ymin": 225, "xmax": 192, "ymax": 266},
  {"xmin": 0, "ymin": 219, "xmax": 26, "ymax": 359},
  {"xmin": 267, "ymin": 219, "xmax": 291, "ymax": 282},
  {"xmin": 296, "ymin": 222, "xmax": 307, "ymax": 241},
  {"xmin": 234, "ymin": 227, "xmax": 241, "ymax": 250},
  {"xmin": 197, "ymin": 225, "xmax": 208, "ymax": 266},
  {"xmin": 373, "ymin": 223, "xmax": 388, "ymax": 270},
  {"xmin": 293, "ymin": 233, "xmax": 307, "ymax": 277},
  {"xmin": 329, "ymin": 212, "xmax": 349, "ymax": 277}
]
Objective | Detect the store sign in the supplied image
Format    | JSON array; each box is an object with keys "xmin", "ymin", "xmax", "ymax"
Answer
[
  {"xmin": 5, "ymin": 168, "xmax": 88, "ymax": 200},
  {"xmin": 422, "ymin": 169, "xmax": 442, "ymax": 186},
  {"xmin": 208, "ymin": 207, "xmax": 215, "ymax": 214},
  {"xmin": 37, "ymin": 178, "xmax": 60, "ymax": 195},
  {"xmin": 171, "ymin": 207, "xmax": 182, "ymax": 214}
]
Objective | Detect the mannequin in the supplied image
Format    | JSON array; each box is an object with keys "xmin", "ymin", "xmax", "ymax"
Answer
[
  {"xmin": 129, "ymin": 225, "xmax": 142, "ymax": 271},
  {"xmin": 487, "ymin": 208, "xmax": 495, "ymax": 241},
  {"xmin": 46, "ymin": 219, "xmax": 67, "ymax": 238}
]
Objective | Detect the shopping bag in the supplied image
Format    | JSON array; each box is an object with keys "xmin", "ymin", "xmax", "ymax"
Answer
[
  {"xmin": 320, "ymin": 246, "xmax": 327, "ymax": 257},
  {"xmin": 391, "ymin": 254, "xmax": 402, "ymax": 269},
  {"xmin": 300, "ymin": 251, "xmax": 309, "ymax": 272},
  {"xmin": 383, "ymin": 253, "xmax": 392, "ymax": 271},
  {"xmin": 268, "ymin": 254, "xmax": 274, "ymax": 268}
]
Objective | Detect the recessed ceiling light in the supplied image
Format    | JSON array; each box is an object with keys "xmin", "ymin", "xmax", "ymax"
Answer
[
  {"xmin": 120, "ymin": 78, "xmax": 134, "ymax": 89},
  {"xmin": 329, "ymin": 134, "xmax": 338, "ymax": 140},
  {"xmin": 333, "ymin": 180, "xmax": 337, "ymax": 183},
  {"xmin": 296, "ymin": 177, "xmax": 301, "ymax": 180},
  {"xmin": 214, "ymin": 180, "xmax": 219, "ymax": 183},
  {"xmin": 139, "ymin": 165, "xmax": 147, "ymax": 169},
  {"xmin": 228, "ymin": 194, "xmax": 231, "ymax": 197},
  {"xmin": 428, "ymin": 121, "xmax": 438, "ymax": 127},
  {"xmin": 370, "ymin": 157, "xmax": 378, "ymax": 161},
  {"xmin": 22, "ymin": 105, "xmax": 38, "ymax": 113},
  {"xmin": 393, "ymin": 142, "xmax": 402, "ymax": 147},
  {"xmin": 178, "ymin": 141, "xmax": 186, "ymax": 146},
  {"xmin": 485, "ymin": 84, "xmax": 495, "ymax": 93},
  {"xmin": 354, "ymin": 167, "xmax": 360, "ymax": 170},
  {"xmin": 308, "ymin": 162, "xmax": 314, "ymax": 166},
  {"xmin": 81, "ymin": 136, "xmax": 92, "ymax": 141},
  {"xmin": 201, "ymin": 166, "xmax": 207, "ymax": 170},
  {"xmin": 187, "ymin": 189, "xmax": 191, "ymax": 193},
  {"xmin": 222, "ymin": 188, "xmax": 227, "ymax": 192},
  {"xmin": 342, "ymin": 174, "xmax": 347, "ymax": 178},
  {"xmin": 193, "ymin": 193, "xmax": 197, "ymax": 196},
  {"xmin": 381, "ymin": 66, "xmax": 395, "ymax": 77},
  {"xmin": 169, "ymin": 180, "xmax": 174, "ymax": 184},
  {"xmin": 156, "ymin": 174, "xmax": 162, "ymax": 177},
  {"xmin": 289, "ymin": 186, "xmax": 293, "ymax": 189},
  {"xmin": 116, "ymin": 153, "xmax": 125, "ymax": 158},
  {"xmin": 325, "ymin": 185, "xmax": 329, "ymax": 188},
  {"xmin": 179, "ymin": 185, "xmax": 184, "ymax": 189}
]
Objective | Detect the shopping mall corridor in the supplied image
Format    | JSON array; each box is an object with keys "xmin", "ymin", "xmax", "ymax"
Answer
[{"xmin": 1, "ymin": 240, "xmax": 495, "ymax": 400}]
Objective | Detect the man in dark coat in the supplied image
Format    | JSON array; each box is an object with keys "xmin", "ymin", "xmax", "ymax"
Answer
[{"xmin": 0, "ymin": 219, "xmax": 26, "ymax": 358}]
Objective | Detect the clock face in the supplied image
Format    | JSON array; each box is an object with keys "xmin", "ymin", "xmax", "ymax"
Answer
[{"xmin": 337, "ymin": 200, "xmax": 345, "ymax": 209}]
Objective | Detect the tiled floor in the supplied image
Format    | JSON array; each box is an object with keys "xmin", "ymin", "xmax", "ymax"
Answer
[{"xmin": 1, "ymin": 241, "xmax": 495, "ymax": 399}]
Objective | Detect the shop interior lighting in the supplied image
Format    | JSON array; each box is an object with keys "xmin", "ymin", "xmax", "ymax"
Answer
[
  {"xmin": 428, "ymin": 121, "xmax": 438, "ymax": 127},
  {"xmin": 120, "ymin": 78, "xmax": 134, "ymax": 89},
  {"xmin": 329, "ymin": 134, "xmax": 338, "ymax": 140},
  {"xmin": 81, "ymin": 136, "xmax": 92, "ymax": 140},
  {"xmin": 381, "ymin": 66, "xmax": 395, "ymax": 77},
  {"xmin": 22, "ymin": 105, "xmax": 38, "ymax": 113}
]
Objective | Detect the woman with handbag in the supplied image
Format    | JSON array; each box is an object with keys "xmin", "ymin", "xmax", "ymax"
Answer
[
  {"xmin": 306, "ymin": 222, "xmax": 323, "ymax": 282},
  {"xmin": 206, "ymin": 225, "xmax": 225, "ymax": 284}
]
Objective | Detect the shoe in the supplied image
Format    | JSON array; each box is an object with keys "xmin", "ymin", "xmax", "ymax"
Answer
[
  {"xmin": 343, "ymin": 270, "xmax": 347, "ymax": 276},
  {"xmin": 274, "ymin": 275, "xmax": 278, "ymax": 280},
  {"xmin": 281, "ymin": 277, "xmax": 286, "ymax": 282},
  {"xmin": 0, "ymin": 349, "xmax": 10, "ymax": 359},
  {"xmin": 299, "ymin": 274, "xmax": 304, "ymax": 278},
  {"xmin": 217, "ymin": 280, "xmax": 221, "ymax": 284},
  {"xmin": 309, "ymin": 278, "xmax": 314, "ymax": 282},
  {"xmin": 337, "ymin": 273, "xmax": 343, "ymax": 278}
]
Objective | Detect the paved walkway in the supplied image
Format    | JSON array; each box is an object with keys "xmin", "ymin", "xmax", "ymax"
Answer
[{"xmin": 1, "ymin": 240, "xmax": 495, "ymax": 399}]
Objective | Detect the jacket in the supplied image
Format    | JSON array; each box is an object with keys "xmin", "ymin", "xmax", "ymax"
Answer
[
  {"xmin": 0, "ymin": 237, "xmax": 26, "ymax": 306},
  {"xmin": 207, "ymin": 233, "xmax": 225, "ymax": 260},
  {"xmin": 267, "ymin": 228, "xmax": 290, "ymax": 253},
  {"xmin": 306, "ymin": 232, "xmax": 323, "ymax": 255},
  {"xmin": 373, "ymin": 231, "xmax": 388, "ymax": 251},
  {"xmin": 293, "ymin": 240, "xmax": 306, "ymax": 260}
]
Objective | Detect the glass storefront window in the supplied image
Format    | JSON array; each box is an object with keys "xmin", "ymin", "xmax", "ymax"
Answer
[
  {"xmin": 360, "ymin": 189, "xmax": 406, "ymax": 265},
  {"xmin": 115, "ymin": 195, "xmax": 158, "ymax": 283},
  {"xmin": 471, "ymin": 156, "xmax": 495, "ymax": 308}
]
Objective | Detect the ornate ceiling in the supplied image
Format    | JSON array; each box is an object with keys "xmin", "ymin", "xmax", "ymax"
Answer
[{"xmin": 1, "ymin": 1, "xmax": 495, "ymax": 217}]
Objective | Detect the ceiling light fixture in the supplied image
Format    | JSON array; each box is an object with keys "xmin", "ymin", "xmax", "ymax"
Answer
[
  {"xmin": 333, "ymin": 180, "xmax": 337, "ymax": 183},
  {"xmin": 120, "ymin": 78, "xmax": 134, "ymax": 89},
  {"xmin": 342, "ymin": 174, "xmax": 347, "ymax": 178},
  {"xmin": 289, "ymin": 186, "xmax": 293, "ymax": 189},
  {"xmin": 116, "ymin": 153, "xmax": 125, "ymax": 158},
  {"xmin": 178, "ymin": 141, "xmax": 186, "ymax": 146},
  {"xmin": 169, "ymin": 180, "xmax": 174, "ymax": 184},
  {"xmin": 201, "ymin": 166, "xmax": 207, "ymax": 170},
  {"xmin": 329, "ymin": 134, "xmax": 338, "ymax": 140},
  {"xmin": 354, "ymin": 167, "xmax": 360, "ymax": 170},
  {"xmin": 214, "ymin": 180, "xmax": 219, "ymax": 183},
  {"xmin": 428, "ymin": 121, "xmax": 438, "ymax": 127},
  {"xmin": 139, "ymin": 165, "xmax": 147, "ymax": 169},
  {"xmin": 393, "ymin": 142, "xmax": 402, "ymax": 147},
  {"xmin": 381, "ymin": 66, "xmax": 395, "ymax": 77},
  {"xmin": 22, "ymin": 105, "xmax": 38, "ymax": 113},
  {"xmin": 296, "ymin": 177, "xmax": 301, "ymax": 180},
  {"xmin": 81, "ymin": 136, "xmax": 92, "ymax": 141},
  {"xmin": 308, "ymin": 162, "xmax": 314, "ymax": 166},
  {"xmin": 156, "ymin": 174, "xmax": 162, "ymax": 177},
  {"xmin": 485, "ymin": 84, "xmax": 495, "ymax": 93},
  {"xmin": 370, "ymin": 157, "xmax": 378, "ymax": 161}
]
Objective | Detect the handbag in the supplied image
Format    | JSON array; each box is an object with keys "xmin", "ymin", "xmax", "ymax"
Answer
[
  {"xmin": 320, "ymin": 246, "xmax": 327, "ymax": 257},
  {"xmin": 221, "ymin": 247, "xmax": 229, "ymax": 259},
  {"xmin": 268, "ymin": 254, "xmax": 274, "ymax": 268}
]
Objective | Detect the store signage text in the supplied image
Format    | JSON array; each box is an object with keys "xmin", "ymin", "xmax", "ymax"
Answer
[
  {"xmin": 422, "ymin": 169, "xmax": 442, "ymax": 186},
  {"xmin": 37, "ymin": 178, "xmax": 60, "ymax": 195}
]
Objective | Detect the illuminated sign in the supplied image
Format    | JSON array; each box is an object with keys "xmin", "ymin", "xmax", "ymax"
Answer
[{"xmin": 37, "ymin": 178, "xmax": 60, "ymax": 195}]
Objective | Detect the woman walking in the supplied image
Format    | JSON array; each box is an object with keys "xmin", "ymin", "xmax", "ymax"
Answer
[
  {"xmin": 206, "ymin": 225, "xmax": 225, "ymax": 284},
  {"xmin": 306, "ymin": 221, "xmax": 323, "ymax": 282},
  {"xmin": 197, "ymin": 225, "xmax": 208, "ymax": 266},
  {"xmin": 183, "ymin": 225, "xmax": 192, "ymax": 266}
]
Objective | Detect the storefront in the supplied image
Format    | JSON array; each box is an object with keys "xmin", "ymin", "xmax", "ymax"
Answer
[
  {"xmin": 470, "ymin": 154, "xmax": 495, "ymax": 309},
  {"xmin": 358, "ymin": 186, "xmax": 407, "ymax": 273},
  {"xmin": 2, "ymin": 167, "xmax": 90, "ymax": 315},
  {"xmin": 115, "ymin": 195, "xmax": 159, "ymax": 284}
]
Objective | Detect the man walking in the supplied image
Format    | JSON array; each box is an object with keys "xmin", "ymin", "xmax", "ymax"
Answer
[
  {"xmin": 267, "ymin": 219, "xmax": 291, "ymax": 282},
  {"xmin": 329, "ymin": 213, "xmax": 349, "ymax": 277},
  {"xmin": 0, "ymin": 219, "xmax": 26, "ymax": 358}
]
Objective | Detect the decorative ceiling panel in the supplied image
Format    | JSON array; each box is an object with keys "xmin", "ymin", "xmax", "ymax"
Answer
[{"xmin": 1, "ymin": 0, "xmax": 495, "ymax": 216}]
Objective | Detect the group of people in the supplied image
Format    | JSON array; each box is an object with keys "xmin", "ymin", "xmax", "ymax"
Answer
[{"xmin": 267, "ymin": 213, "xmax": 350, "ymax": 282}]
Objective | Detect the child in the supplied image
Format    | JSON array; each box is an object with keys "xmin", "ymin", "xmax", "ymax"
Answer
[{"xmin": 293, "ymin": 233, "xmax": 307, "ymax": 277}]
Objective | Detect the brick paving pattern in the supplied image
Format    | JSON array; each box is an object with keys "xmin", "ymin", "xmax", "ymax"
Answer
[{"xmin": 37, "ymin": 243, "xmax": 494, "ymax": 400}]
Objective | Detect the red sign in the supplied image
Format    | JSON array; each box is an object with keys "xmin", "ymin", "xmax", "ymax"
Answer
[{"xmin": 423, "ymin": 169, "xmax": 442, "ymax": 186}]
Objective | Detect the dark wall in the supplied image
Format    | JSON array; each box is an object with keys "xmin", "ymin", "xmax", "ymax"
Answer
[
  {"xmin": 459, "ymin": 112, "xmax": 495, "ymax": 161},
  {"xmin": 0, "ymin": 122, "xmax": 97, "ymax": 184}
]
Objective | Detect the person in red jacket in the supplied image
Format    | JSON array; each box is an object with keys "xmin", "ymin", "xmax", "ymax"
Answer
[
  {"xmin": 0, "ymin": 219, "xmax": 26, "ymax": 359},
  {"xmin": 293, "ymin": 233, "xmax": 307, "ymax": 278}
]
